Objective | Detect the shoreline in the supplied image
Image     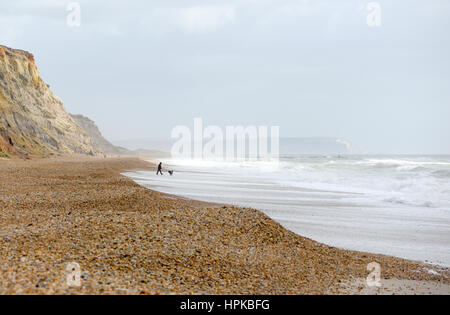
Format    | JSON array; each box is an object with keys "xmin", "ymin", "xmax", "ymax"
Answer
[
  {"xmin": 0, "ymin": 156, "xmax": 449, "ymax": 294},
  {"xmin": 129, "ymin": 158, "xmax": 450, "ymax": 268}
]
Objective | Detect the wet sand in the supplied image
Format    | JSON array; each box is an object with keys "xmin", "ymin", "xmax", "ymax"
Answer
[{"xmin": 0, "ymin": 156, "xmax": 448, "ymax": 294}]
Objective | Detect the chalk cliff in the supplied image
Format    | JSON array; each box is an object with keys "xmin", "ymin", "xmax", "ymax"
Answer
[{"xmin": 0, "ymin": 45, "xmax": 95, "ymax": 157}]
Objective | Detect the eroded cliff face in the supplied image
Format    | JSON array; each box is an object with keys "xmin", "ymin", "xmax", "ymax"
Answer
[
  {"xmin": 0, "ymin": 45, "xmax": 94, "ymax": 157},
  {"xmin": 70, "ymin": 114, "xmax": 130, "ymax": 155}
]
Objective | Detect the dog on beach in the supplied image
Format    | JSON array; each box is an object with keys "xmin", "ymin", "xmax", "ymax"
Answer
[{"xmin": 168, "ymin": 170, "xmax": 174, "ymax": 176}]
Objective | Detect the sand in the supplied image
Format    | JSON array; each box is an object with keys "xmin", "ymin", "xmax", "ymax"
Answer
[{"xmin": 0, "ymin": 156, "xmax": 449, "ymax": 295}]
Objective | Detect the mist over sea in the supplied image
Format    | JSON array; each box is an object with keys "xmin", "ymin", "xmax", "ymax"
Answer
[{"xmin": 126, "ymin": 155, "xmax": 450, "ymax": 266}]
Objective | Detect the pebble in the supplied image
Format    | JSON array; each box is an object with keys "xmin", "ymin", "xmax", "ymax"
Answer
[{"xmin": 0, "ymin": 156, "xmax": 448, "ymax": 295}]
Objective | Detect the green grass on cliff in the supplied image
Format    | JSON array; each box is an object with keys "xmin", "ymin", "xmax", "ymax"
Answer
[{"xmin": 0, "ymin": 151, "xmax": 10, "ymax": 158}]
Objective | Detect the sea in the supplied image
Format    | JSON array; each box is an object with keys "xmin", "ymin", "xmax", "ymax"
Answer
[{"xmin": 125, "ymin": 155, "xmax": 450, "ymax": 266}]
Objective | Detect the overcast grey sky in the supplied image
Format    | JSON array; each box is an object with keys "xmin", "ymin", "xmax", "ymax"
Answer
[{"xmin": 1, "ymin": 0, "xmax": 449, "ymax": 154}]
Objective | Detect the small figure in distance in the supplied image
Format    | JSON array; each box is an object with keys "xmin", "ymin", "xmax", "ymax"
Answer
[{"xmin": 156, "ymin": 162, "xmax": 163, "ymax": 175}]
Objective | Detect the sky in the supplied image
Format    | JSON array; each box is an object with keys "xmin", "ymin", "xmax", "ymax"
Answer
[{"xmin": 1, "ymin": 0, "xmax": 449, "ymax": 154}]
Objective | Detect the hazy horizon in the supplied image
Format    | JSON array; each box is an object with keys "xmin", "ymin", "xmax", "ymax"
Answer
[{"xmin": 1, "ymin": 0, "xmax": 449, "ymax": 154}]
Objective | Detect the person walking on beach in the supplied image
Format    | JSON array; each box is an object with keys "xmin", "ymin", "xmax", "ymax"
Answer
[{"xmin": 157, "ymin": 162, "xmax": 163, "ymax": 175}]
